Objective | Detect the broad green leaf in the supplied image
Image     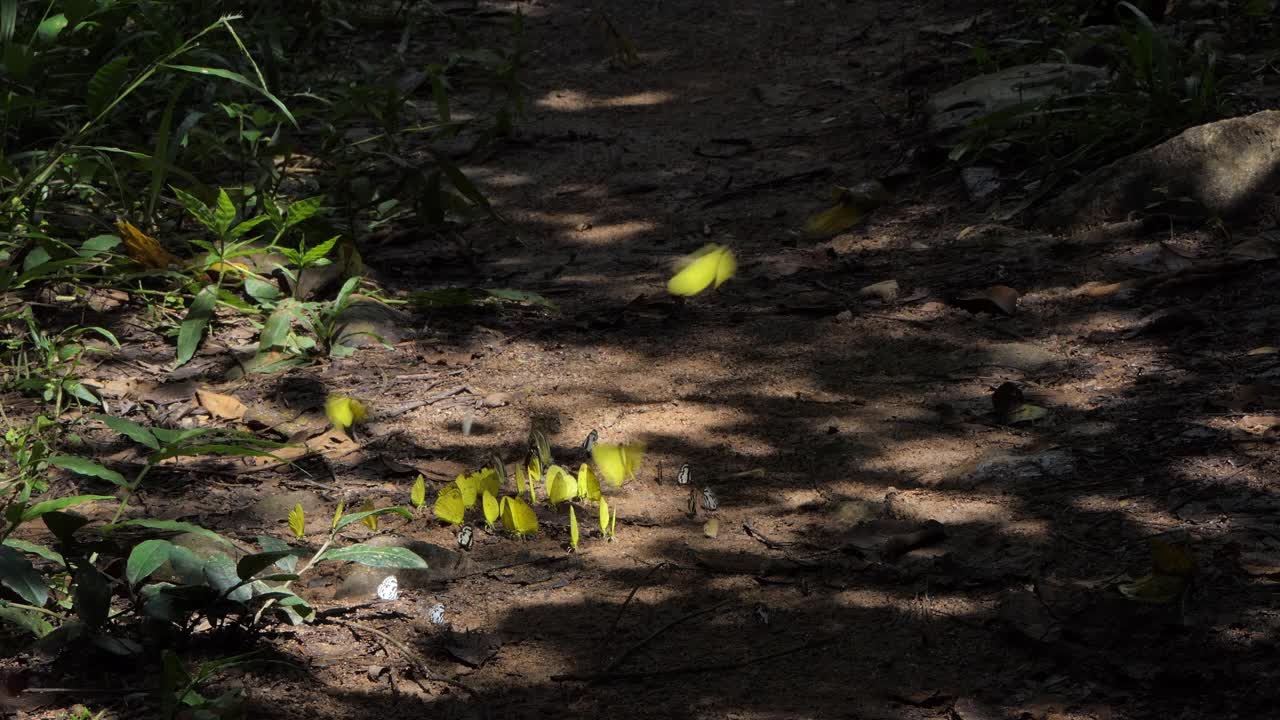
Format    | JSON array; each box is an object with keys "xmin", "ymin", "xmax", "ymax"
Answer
[
  {"xmin": 87, "ymin": 55, "xmax": 131, "ymax": 117},
  {"xmin": 202, "ymin": 552, "xmax": 251, "ymax": 602},
  {"xmin": 2, "ymin": 539, "xmax": 64, "ymax": 567},
  {"xmin": 235, "ymin": 551, "xmax": 300, "ymax": 580},
  {"xmin": 80, "ymin": 234, "xmax": 122, "ymax": 257},
  {"xmin": 228, "ymin": 214, "xmax": 270, "ymax": 239},
  {"xmin": 213, "ymin": 189, "xmax": 236, "ymax": 237},
  {"xmin": 36, "ymin": 14, "xmax": 67, "ymax": 44},
  {"xmin": 20, "ymin": 493, "xmax": 117, "ymax": 521},
  {"xmin": 103, "ymin": 519, "xmax": 237, "ymax": 548},
  {"xmin": 244, "ymin": 275, "xmax": 280, "ymax": 302},
  {"xmin": 319, "ymin": 544, "xmax": 429, "ymax": 569},
  {"xmin": 0, "ymin": 546, "xmax": 48, "ymax": 606},
  {"xmin": 171, "ymin": 186, "xmax": 216, "ymax": 232},
  {"xmin": 0, "ymin": 0, "xmax": 15, "ymax": 46},
  {"xmin": 301, "ymin": 236, "xmax": 338, "ymax": 267},
  {"xmin": 255, "ymin": 536, "xmax": 298, "ymax": 573},
  {"xmin": 126, "ymin": 539, "xmax": 173, "ymax": 584},
  {"xmin": 333, "ymin": 275, "xmax": 361, "ymax": 310},
  {"xmin": 96, "ymin": 414, "xmax": 159, "ymax": 449},
  {"xmin": 47, "ymin": 456, "xmax": 128, "ymax": 487},
  {"xmin": 334, "ymin": 506, "xmax": 413, "ymax": 531},
  {"xmin": 284, "ymin": 196, "xmax": 324, "ymax": 228},
  {"xmin": 163, "ymin": 64, "xmax": 298, "ymax": 128},
  {"xmin": 0, "ymin": 602, "xmax": 53, "ymax": 637},
  {"xmin": 258, "ymin": 301, "xmax": 295, "ymax": 351},
  {"xmin": 149, "ymin": 443, "xmax": 281, "ymax": 462},
  {"xmin": 176, "ymin": 285, "xmax": 217, "ymax": 366}
]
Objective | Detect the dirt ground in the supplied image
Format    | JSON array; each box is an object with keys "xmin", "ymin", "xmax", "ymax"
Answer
[{"xmin": 8, "ymin": 1, "xmax": 1280, "ymax": 718}]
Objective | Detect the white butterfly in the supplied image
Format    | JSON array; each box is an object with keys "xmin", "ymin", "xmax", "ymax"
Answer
[
  {"xmin": 457, "ymin": 525, "xmax": 474, "ymax": 551},
  {"xmin": 428, "ymin": 603, "xmax": 446, "ymax": 625},
  {"xmin": 676, "ymin": 463, "xmax": 691, "ymax": 485},
  {"xmin": 700, "ymin": 486, "xmax": 719, "ymax": 511},
  {"xmin": 375, "ymin": 575, "xmax": 399, "ymax": 601},
  {"xmin": 753, "ymin": 602, "xmax": 770, "ymax": 626},
  {"xmin": 581, "ymin": 429, "xmax": 598, "ymax": 453}
]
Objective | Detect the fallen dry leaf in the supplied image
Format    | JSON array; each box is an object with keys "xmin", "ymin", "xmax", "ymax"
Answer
[
  {"xmin": 195, "ymin": 388, "xmax": 247, "ymax": 420},
  {"xmin": 951, "ymin": 285, "xmax": 1019, "ymax": 316},
  {"xmin": 115, "ymin": 219, "xmax": 181, "ymax": 269},
  {"xmin": 859, "ymin": 279, "xmax": 900, "ymax": 303}
]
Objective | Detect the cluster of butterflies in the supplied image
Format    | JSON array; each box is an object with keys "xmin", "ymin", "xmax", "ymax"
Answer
[
  {"xmin": 676, "ymin": 462, "xmax": 720, "ymax": 516},
  {"xmin": 418, "ymin": 427, "xmax": 646, "ymax": 552}
]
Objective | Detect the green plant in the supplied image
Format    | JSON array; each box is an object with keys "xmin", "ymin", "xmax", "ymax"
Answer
[{"xmin": 0, "ymin": 309, "xmax": 117, "ymax": 416}]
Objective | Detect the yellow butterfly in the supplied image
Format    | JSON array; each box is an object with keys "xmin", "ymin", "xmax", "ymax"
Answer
[
  {"xmin": 577, "ymin": 463, "xmax": 602, "ymax": 502},
  {"xmin": 434, "ymin": 484, "xmax": 465, "ymax": 526},
  {"xmin": 569, "ymin": 505, "xmax": 580, "ymax": 551},
  {"xmin": 500, "ymin": 496, "xmax": 539, "ymax": 537},
  {"xmin": 545, "ymin": 465, "xmax": 577, "ymax": 505},
  {"xmin": 288, "ymin": 503, "xmax": 305, "ymax": 539},
  {"xmin": 592, "ymin": 443, "xmax": 644, "ymax": 487},
  {"xmin": 529, "ymin": 428, "xmax": 553, "ymax": 466},
  {"xmin": 482, "ymin": 490, "xmax": 500, "ymax": 528},
  {"xmin": 804, "ymin": 181, "xmax": 889, "ymax": 236},
  {"xmin": 325, "ymin": 394, "xmax": 367, "ymax": 432},
  {"xmin": 410, "ymin": 474, "xmax": 426, "ymax": 509},
  {"xmin": 516, "ymin": 464, "xmax": 527, "ymax": 496},
  {"xmin": 360, "ymin": 500, "xmax": 378, "ymax": 531},
  {"xmin": 599, "ymin": 496, "xmax": 610, "ymax": 535},
  {"xmin": 667, "ymin": 244, "xmax": 736, "ymax": 296},
  {"xmin": 456, "ymin": 468, "xmax": 501, "ymax": 508}
]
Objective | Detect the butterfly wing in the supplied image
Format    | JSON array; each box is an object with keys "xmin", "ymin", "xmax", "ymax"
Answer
[
  {"xmin": 456, "ymin": 472, "xmax": 479, "ymax": 507},
  {"xmin": 578, "ymin": 463, "xmax": 602, "ymax": 502},
  {"xmin": 599, "ymin": 496, "xmax": 610, "ymax": 535},
  {"xmin": 325, "ymin": 395, "xmax": 355, "ymax": 430},
  {"xmin": 503, "ymin": 497, "xmax": 539, "ymax": 537},
  {"xmin": 713, "ymin": 247, "xmax": 736, "ymax": 288},
  {"xmin": 547, "ymin": 465, "xmax": 577, "ymax": 505},
  {"xmin": 482, "ymin": 491, "xmax": 500, "ymax": 527},
  {"xmin": 433, "ymin": 485, "xmax": 465, "ymax": 525},
  {"xmin": 592, "ymin": 444, "xmax": 627, "ymax": 487},
  {"xmin": 667, "ymin": 245, "xmax": 722, "ymax": 296},
  {"xmin": 569, "ymin": 506, "xmax": 580, "ymax": 550}
]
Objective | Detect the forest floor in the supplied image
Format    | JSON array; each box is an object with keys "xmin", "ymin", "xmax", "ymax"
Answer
[{"xmin": 9, "ymin": 1, "xmax": 1280, "ymax": 718}]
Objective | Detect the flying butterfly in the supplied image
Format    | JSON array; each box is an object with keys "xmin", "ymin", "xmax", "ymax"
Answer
[
  {"xmin": 676, "ymin": 463, "xmax": 691, "ymax": 485},
  {"xmin": 375, "ymin": 575, "xmax": 399, "ymax": 602},
  {"xmin": 592, "ymin": 442, "xmax": 645, "ymax": 487},
  {"xmin": 667, "ymin": 243, "xmax": 736, "ymax": 296},
  {"xmin": 581, "ymin": 429, "xmax": 599, "ymax": 453},
  {"xmin": 700, "ymin": 486, "xmax": 720, "ymax": 511},
  {"xmin": 457, "ymin": 525, "xmax": 474, "ymax": 551}
]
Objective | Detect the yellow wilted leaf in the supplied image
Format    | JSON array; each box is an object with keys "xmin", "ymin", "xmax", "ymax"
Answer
[
  {"xmin": 578, "ymin": 463, "xmax": 602, "ymax": 502},
  {"xmin": 434, "ymin": 484, "xmax": 465, "ymax": 526},
  {"xmin": 569, "ymin": 505, "xmax": 580, "ymax": 551},
  {"xmin": 325, "ymin": 394, "xmax": 367, "ymax": 432},
  {"xmin": 667, "ymin": 244, "xmax": 736, "ymax": 296},
  {"xmin": 288, "ymin": 503, "xmax": 305, "ymax": 539},
  {"xmin": 410, "ymin": 474, "xmax": 426, "ymax": 509},
  {"xmin": 115, "ymin": 219, "xmax": 180, "ymax": 269}
]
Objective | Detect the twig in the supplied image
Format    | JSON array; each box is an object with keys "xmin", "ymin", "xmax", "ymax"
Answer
[
  {"xmin": 602, "ymin": 597, "xmax": 732, "ymax": 674},
  {"xmin": 552, "ymin": 633, "xmax": 841, "ymax": 683},
  {"xmin": 742, "ymin": 521, "xmax": 793, "ymax": 550},
  {"xmin": 326, "ymin": 618, "xmax": 479, "ymax": 698},
  {"xmin": 376, "ymin": 385, "xmax": 473, "ymax": 420},
  {"xmin": 606, "ymin": 562, "xmax": 670, "ymax": 639},
  {"xmin": 700, "ymin": 166, "xmax": 832, "ymax": 209}
]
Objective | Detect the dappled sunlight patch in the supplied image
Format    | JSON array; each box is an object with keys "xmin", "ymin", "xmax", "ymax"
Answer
[{"xmin": 535, "ymin": 89, "xmax": 675, "ymax": 112}]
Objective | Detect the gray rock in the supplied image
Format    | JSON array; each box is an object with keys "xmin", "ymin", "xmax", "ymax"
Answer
[
  {"xmin": 962, "ymin": 166, "xmax": 1002, "ymax": 200},
  {"xmin": 982, "ymin": 342, "xmax": 1065, "ymax": 372},
  {"xmin": 927, "ymin": 64, "xmax": 1111, "ymax": 144},
  {"xmin": 971, "ymin": 449, "xmax": 1075, "ymax": 484},
  {"xmin": 248, "ymin": 491, "xmax": 327, "ymax": 530},
  {"xmin": 334, "ymin": 535, "xmax": 475, "ymax": 600},
  {"xmin": 1038, "ymin": 110, "xmax": 1280, "ymax": 229},
  {"xmin": 333, "ymin": 299, "xmax": 407, "ymax": 348}
]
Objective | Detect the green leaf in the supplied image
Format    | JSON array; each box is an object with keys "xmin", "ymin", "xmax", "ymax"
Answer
[
  {"xmin": 213, "ymin": 189, "xmax": 236, "ymax": 237},
  {"xmin": 433, "ymin": 153, "xmax": 495, "ymax": 218},
  {"xmin": 333, "ymin": 275, "xmax": 361, "ymax": 311},
  {"xmin": 80, "ymin": 234, "xmax": 122, "ymax": 257},
  {"xmin": 0, "ymin": 546, "xmax": 49, "ymax": 606},
  {"xmin": 20, "ymin": 493, "xmax": 118, "ymax": 522},
  {"xmin": 284, "ymin": 196, "xmax": 324, "ymax": 228},
  {"xmin": 301, "ymin": 236, "xmax": 338, "ymax": 267},
  {"xmin": 2, "ymin": 539, "xmax": 64, "ymax": 567},
  {"xmin": 244, "ymin": 275, "xmax": 281, "ymax": 303},
  {"xmin": 35, "ymin": 14, "xmax": 68, "ymax": 44},
  {"xmin": 176, "ymin": 285, "xmax": 217, "ymax": 366},
  {"xmin": 0, "ymin": 602, "xmax": 53, "ymax": 638},
  {"xmin": 95, "ymin": 414, "xmax": 159, "ymax": 450},
  {"xmin": 126, "ymin": 539, "xmax": 173, "ymax": 585},
  {"xmin": 228, "ymin": 214, "xmax": 270, "ymax": 239},
  {"xmin": 149, "ymin": 443, "xmax": 281, "ymax": 463},
  {"xmin": 0, "ymin": 0, "xmax": 15, "ymax": 47},
  {"xmin": 259, "ymin": 301, "xmax": 295, "ymax": 351},
  {"xmin": 88, "ymin": 55, "xmax": 131, "ymax": 117},
  {"xmin": 320, "ymin": 544, "xmax": 428, "ymax": 569},
  {"xmin": 102, "ymin": 519, "xmax": 237, "ymax": 548},
  {"xmin": 163, "ymin": 64, "xmax": 298, "ymax": 128},
  {"xmin": 255, "ymin": 536, "xmax": 298, "ymax": 573},
  {"xmin": 47, "ymin": 456, "xmax": 128, "ymax": 488},
  {"xmin": 171, "ymin": 186, "xmax": 216, "ymax": 232},
  {"xmin": 334, "ymin": 506, "xmax": 414, "ymax": 531},
  {"xmin": 235, "ymin": 551, "xmax": 300, "ymax": 580}
]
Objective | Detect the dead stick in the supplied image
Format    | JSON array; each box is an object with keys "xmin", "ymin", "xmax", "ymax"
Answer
[
  {"xmin": 377, "ymin": 385, "xmax": 472, "ymax": 420},
  {"xmin": 553, "ymin": 634, "xmax": 840, "ymax": 683},
  {"xmin": 602, "ymin": 597, "xmax": 732, "ymax": 674}
]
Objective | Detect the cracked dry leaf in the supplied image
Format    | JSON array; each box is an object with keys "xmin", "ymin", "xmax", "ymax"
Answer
[{"xmin": 195, "ymin": 389, "xmax": 247, "ymax": 420}]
